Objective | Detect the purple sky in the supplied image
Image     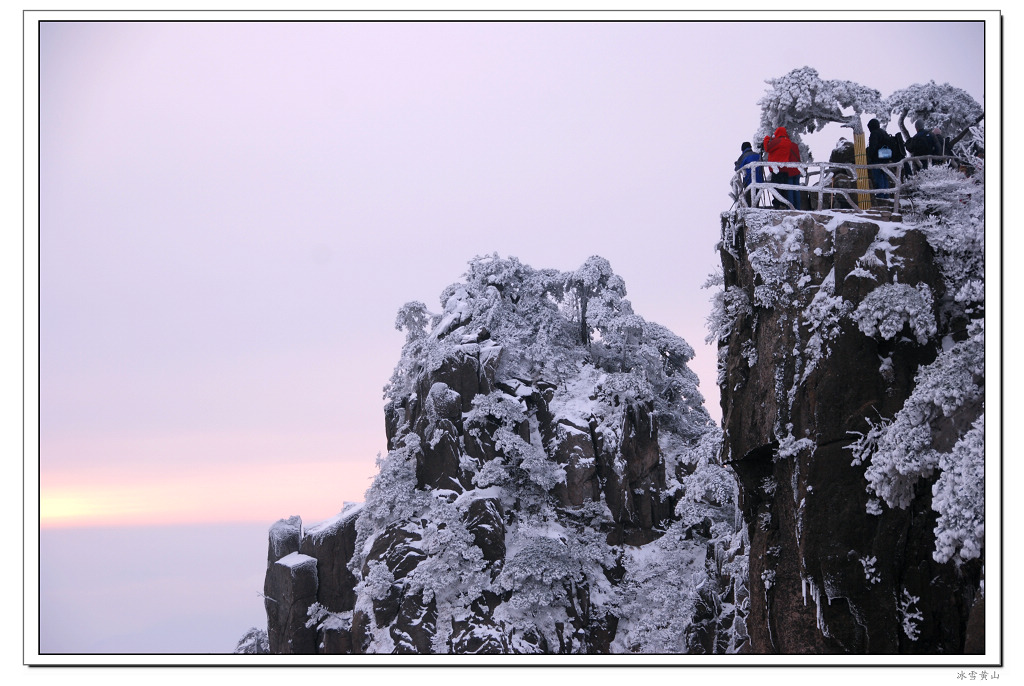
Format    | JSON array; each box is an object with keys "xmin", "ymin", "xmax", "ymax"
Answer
[
  {"xmin": 38, "ymin": 19, "xmax": 987, "ymax": 528},
  {"xmin": 29, "ymin": 14, "xmax": 996, "ymax": 662}
]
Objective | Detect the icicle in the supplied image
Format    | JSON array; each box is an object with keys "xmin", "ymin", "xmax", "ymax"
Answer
[{"xmin": 806, "ymin": 578, "xmax": 830, "ymax": 637}]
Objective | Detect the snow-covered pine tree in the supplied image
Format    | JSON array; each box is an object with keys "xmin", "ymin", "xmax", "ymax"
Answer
[
  {"xmin": 233, "ymin": 626, "xmax": 269, "ymax": 654},
  {"xmin": 756, "ymin": 66, "xmax": 887, "ymax": 158},
  {"xmin": 883, "ymin": 80, "xmax": 984, "ymax": 145}
]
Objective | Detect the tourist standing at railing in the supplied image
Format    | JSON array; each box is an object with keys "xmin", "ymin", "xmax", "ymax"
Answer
[
  {"xmin": 734, "ymin": 141, "xmax": 763, "ymax": 206},
  {"xmin": 932, "ymin": 127, "xmax": 953, "ymax": 157},
  {"xmin": 906, "ymin": 119, "xmax": 940, "ymax": 172},
  {"xmin": 866, "ymin": 118, "xmax": 893, "ymax": 201},
  {"xmin": 763, "ymin": 126, "xmax": 800, "ymax": 209}
]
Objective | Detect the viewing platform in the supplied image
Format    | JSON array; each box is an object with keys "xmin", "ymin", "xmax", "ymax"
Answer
[{"xmin": 730, "ymin": 156, "xmax": 966, "ymax": 216}]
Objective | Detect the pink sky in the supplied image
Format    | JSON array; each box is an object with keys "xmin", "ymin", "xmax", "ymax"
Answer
[{"xmin": 37, "ymin": 18, "xmax": 988, "ymax": 529}]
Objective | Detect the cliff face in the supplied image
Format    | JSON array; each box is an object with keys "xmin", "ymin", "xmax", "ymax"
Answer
[
  {"xmin": 262, "ymin": 255, "xmax": 747, "ymax": 655},
  {"xmin": 716, "ymin": 208, "xmax": 984, "ymax": 653}
]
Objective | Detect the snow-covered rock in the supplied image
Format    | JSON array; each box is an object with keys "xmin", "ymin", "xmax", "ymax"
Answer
[
  {"xmin": 264, "ymin": 550, "xmax": 319, "ymax": 654},
  {"xmin": 267, "ymin": 515, "xmax": 301, "ymax": 563},
  {"xmin": 262, "ymin": 255, "xmax": 746, "ymax": 654},
  {"xmin": 715, "ymin": 204, "xmax": 983, "ymax": 654}
]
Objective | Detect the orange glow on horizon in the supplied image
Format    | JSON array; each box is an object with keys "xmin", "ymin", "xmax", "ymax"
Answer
[
  {"xmin": 40, "ymin": 493, "xmax": 111, "ymax": 525},
  {"xmin": 39, "ymin": 458, "xmax": 379, "ymax": 529},
  {"xmin": 39, "ymin": 429, "xmax": 384, "ymax": 528}
]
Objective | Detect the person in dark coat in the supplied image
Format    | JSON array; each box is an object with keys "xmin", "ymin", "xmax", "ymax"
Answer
[
  {"xmin": 906, "ymin": 119, "xmax": 940, "ymax": 172},
  {"xmin": 763, "ymin": 127, "xmax": 801, "ymax": 209},
  {"xmin": 932, "ymin": 127, "xmax": 954, "ymax": 157},
  {"xmin": 866, "ymin": 118, "xmax": 893, "ymax": 201},
  {"xmin": 734, "ymin": 141, "xmax": 763, "ymax": 206}
]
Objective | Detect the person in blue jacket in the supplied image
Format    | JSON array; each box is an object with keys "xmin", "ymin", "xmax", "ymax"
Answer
[{"xmin": 734, "ymin": 141, "xmax": 763, "ymax": 206}]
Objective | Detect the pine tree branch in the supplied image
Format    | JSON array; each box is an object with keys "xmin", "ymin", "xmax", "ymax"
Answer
[{"xmin": 948, "ymin": 112, "xmax": 985, "ymax": 148}]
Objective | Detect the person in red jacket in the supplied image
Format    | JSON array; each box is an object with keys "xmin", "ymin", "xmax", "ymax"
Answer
[{"xmin": 763, "ymin": 126, "xmax": 802, "ymax": 209}]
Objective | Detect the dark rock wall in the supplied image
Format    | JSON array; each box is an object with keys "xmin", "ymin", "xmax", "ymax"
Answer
[
  {"xmin": 718, "ymin": 209, "xmax": 982, "ymax": 654},
  {"xmin": 264, "ymin": 509, "xmax": 361, "ymax": 654},
  {"xmin": 300, "ymin": 514, "xmax": 360, "ymax": 613}
]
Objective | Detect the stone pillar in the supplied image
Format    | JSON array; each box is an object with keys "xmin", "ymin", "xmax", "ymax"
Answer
[{"xmin": 264, "ymin": 552, "xmax": 319, "ymax": 654}]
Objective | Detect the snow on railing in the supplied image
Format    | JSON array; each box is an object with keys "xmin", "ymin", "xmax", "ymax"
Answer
[{"xmin": 729, "ymin": 156, "xmax": 963, "ymax": 213}]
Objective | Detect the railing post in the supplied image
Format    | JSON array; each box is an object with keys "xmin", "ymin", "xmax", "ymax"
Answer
[
  {"xmin": 817, "ymin": 161, "xmax": 824, "ymax": 210},
  {"xmin": 893, "ymin": 161, "xmax": 901, "ymax": 210}
]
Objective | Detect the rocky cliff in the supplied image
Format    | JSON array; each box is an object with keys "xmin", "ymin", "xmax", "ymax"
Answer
[
  {"xmin": 714, "ymin": 187, "xmax": 984, "ymax": 653},
  {"xmin": 253, "ymin": 164, "xmax": 985, "ymax": 657},
  {"xmin": 261, "ymin": 255, "xmax": 748, "ymax": 654}
]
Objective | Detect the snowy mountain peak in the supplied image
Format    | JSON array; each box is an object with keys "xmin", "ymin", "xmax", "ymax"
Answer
[{"xmin": 260, "ymin": 255, "xmax": 746, "ymax": 654}]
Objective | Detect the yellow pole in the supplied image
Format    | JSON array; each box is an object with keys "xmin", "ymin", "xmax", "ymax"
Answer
[{"xmin": 853, "ymin": 132, "xmax": 871, "ymax": 210}]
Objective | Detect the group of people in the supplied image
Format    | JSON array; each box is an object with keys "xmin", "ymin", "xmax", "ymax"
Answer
[
  {"xmin": 733, "ymin": 127, "xmax": 801, "ymax": 209},
  {"xmin": 860, "ymin": 117, "xmax": 951, "ymax": 199},
  {"xmin": 734, "ymin": 120, "xmax": 951, "ymax": 209}
]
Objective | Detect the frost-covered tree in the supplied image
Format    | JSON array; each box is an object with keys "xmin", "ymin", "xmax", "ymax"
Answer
[
  {"xmin": 395, "ymin": 301, "xmax": 430, "ymax": 343},
  {"xmin": 233, "ymin": 626, "xmax": 269, "ymax": 654},
  {"xmin": 883, "ymin": 80, "xmax": 983, "ymax": 143},
  {"xmin": 467, "ymin": 390, "xmax": 567, "ymax": 497},
  {"xmin": 383, "ymin": 254, "xmax": 712, "ymax": 437},
  {"xmin": 757, "ymin": 67, "xmax": 886, "ymax": 154},
  {"xmin": 848, "ymin": 155, "xmax": 986, "ymax": 565},
  {"xmin": 356, "ymin": 443, "xmax": 425, "ymax": 542},
  {"xmin": 610, "ymin": 521, "xmax": 705, "ymax": 653},
  {"xmin": 614, "ymin": 430, "xmax": 746, "ymax": 654},
  {"xmin": 903, "ymin": 146, "xmax": 985, "ymax": 325},
  {"xmin": 852, "ymin": 283, "xmax": 937, "ymax": 345},
  {"xmin": 704, "ymin": 270, "xmax": 750, "ymax": 346},
  {"xmin": 931, "ymin": 415, "xmax": 985, "ymax": 564},
  {"xmin": 565, "ymin": 255, "xmax": 628, "ymax": 346}
]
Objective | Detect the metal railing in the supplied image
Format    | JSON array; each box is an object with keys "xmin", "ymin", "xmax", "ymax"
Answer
[{"xmin": 730, "ymin": 156, "xmax": 963, "ymax": 212}]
